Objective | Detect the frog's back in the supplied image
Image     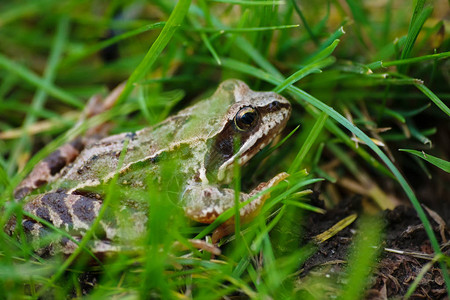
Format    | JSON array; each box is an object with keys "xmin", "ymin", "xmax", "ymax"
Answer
[{"xmin": 53, "ymin": 86, "xmax": 234, "ymax": 191}]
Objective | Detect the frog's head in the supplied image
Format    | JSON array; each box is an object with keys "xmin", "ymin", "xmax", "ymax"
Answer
[{"xmin": 204, "ymin": 79, "xmax": 291, "ymax": 184}]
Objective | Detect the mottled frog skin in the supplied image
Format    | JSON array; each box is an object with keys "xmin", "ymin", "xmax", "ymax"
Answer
[{"xmin": 6, "ymin": 79, "xmax": 291, "ymax": 255}]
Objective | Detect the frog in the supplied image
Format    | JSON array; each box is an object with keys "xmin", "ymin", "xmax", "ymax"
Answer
[{"xmin": 5, "ymin": 79, "xmax": 291, "ymax": 255}]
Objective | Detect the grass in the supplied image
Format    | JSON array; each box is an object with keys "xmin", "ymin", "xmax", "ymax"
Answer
[{"xmin": 1, "ymin": 0, "xmax": 449, "ymax": 298}]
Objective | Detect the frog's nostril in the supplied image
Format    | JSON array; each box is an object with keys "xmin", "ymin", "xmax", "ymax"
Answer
[{"xmin": 268, "ymin": 101, "xmax": 280, "ymax": 111}]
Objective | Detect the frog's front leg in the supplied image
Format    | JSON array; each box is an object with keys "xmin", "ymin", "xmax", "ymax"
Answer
[{"xmin": 183, "ymin": 172, "xmax": 289, "ymax": 242}]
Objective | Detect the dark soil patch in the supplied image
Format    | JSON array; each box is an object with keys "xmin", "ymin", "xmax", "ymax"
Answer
[{"xmin": 299, "ymin": 197, "xmax": 449, "ymax": 299}]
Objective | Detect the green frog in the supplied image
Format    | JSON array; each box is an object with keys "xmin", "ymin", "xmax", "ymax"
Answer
[{"xmin": 6, "ymin": 79, "xmax": 291, "ymax": 255}]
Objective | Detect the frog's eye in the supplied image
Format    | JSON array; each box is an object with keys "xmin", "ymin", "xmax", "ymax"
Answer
[{"xmin": 234, "ymin": 106, "xmax": 258, "ymax": 131}]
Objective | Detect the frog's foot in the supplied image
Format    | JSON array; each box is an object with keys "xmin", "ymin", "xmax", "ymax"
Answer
[
  {"xmin": 184, "ymin": 172, "xmax": 289, "ymax": 243},
  {"xmin": 242, "ymin": 172, "xmax": 289, "ymax": 222},
  {"xmin": 211, "ymin": 172, "xmax": 289, "ymax": 243},
  {"xmin": 173, "ymin": 239, "xmax": 221, "ymax": 256},
  {"xmin": 211, "ymin": 224, "xmax": 235, "ymax": 244}
]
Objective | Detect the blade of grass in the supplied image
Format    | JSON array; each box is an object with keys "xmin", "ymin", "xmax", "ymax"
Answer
[
  {"xmin": 62, "ymin": 22, "xmax": 166, "ymax": 66},
  {"xmin": 409, "ymin": 0, "xmax": 425, "ymax": 28},
  {"xmin": 261, "ymin": 178, "xmax": 323, "ymax": 214},
  {"xmin": 302, "ymin": 27, "xmax": 345, "ymax": 65},
  {"xmin": 115, "ymin": 0, "xmax": 192, "ymax": 105},
  {"xmin": 338, "ymin": 217, "xmax": 382, "ymax": 299},
  {"xmin": 407, "ymin": 119, "xmax": 432, "ymax": 146},
  {"xmin": 313, "ymin": 214, "xmax": 358, "ymax": 244},
  {"xmin": 397, "ymin": 103, "xmax": 430, "ymax": 117},
  {"xmin": 189, "ymin": 16, "xmax": 221, "ymax": 64},
  {"xmin": 0, "ymin": 162, "xmax": 9, "ymax": 190},
  {"xmin": 381, "ymin": 0, "xmax": 393, "ymax": 45},
  {"xmin": 307, "ymin": 39, "xmax": 340, "ymax": 65},
  {"xmin": 283, "ymin": 199, "xmax": 325, "ymax": 214},
  {"xmin": 233, "ymin": 138, "xmax": 242, "ymax": 244},
  {"xmin": 235, "ymin": 36, "xmax": 284, "ymax": 79},
  {"xmin": 373, "ymin": 105, "xmax": 406, "ymax": 123},
  {"xmin": 290, "ymin": 0, "xmax": 319, "ymax": 45},
  {"xmin": 0, "ymin": 54, "xmax": 82, "ymax": 109},
  {"xmin": 0, "ymin": 0, "xmax": 55, "ymax": 27},
  {"xmin": 188, "ymin": 24, "xmax": 299, "ymax": 33},
  {"xmin": 399, "ymin": 5, "xmax": 433, "ymax": 73},
  {"xmin": 400, "ymin": 149, "xmax": 450, "ymax": 173},
  {"xmin": 414, "ymin": 83, "xmax": 450, "ymax": 117},
  {"xmin": 209, "ymin": 0, "xmax": 285, "ymax": 5},
  {"xmin": 274, "ymin": 56, "xmax": 336, "ymax": 93},
  {"xmin": 345, "ymin": 0, "xmax": 369, "ymax": 25},
  {"xmin": 404, "ymin": 254, "xmax": 443, "ymax": 299},
  {"xmin": 367, "ymin": 51, "xmax": 450, "ymax": 70},
  {"xmin": 6, "ymin": 16, "xmax": 70, "ymax": 175},
  {"xmin": 288, "ymin": 112, "xmax": 328, "ymax": 173},
  {"xmin": 411, "ymin": 154, "xmax": 432, "ymax": 179},
  {"xmin": 0, "ymin": 73, "xmax": 18, "ymax": 100}
]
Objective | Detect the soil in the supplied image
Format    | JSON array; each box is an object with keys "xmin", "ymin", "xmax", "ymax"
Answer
[{"xmin": 298, "ymin": 196, "xmax": 449, "ymax": 299}]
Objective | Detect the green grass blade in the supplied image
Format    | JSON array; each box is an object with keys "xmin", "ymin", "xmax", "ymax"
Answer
[
  {"xmin": 7, "ymin": 16, "xmax": 70, "ymax": 174},
  {"xmin": 189, "ymin": 24, "xmax": 299, "ymax": 33},
  {"xmin": 408, "ymin": 0, "xmax": 425, "ymax": 34},
  {"xmin": 399, "ymin": 5, "xmax": 432, "ymax": 72},
  {"xmin": 396, "ymin": 103, "xmax": 430, "ymax": 117},
  {"xmin": 0, "ymin": 73, "xmax": 19, "ymax": 100},
  {"xmin": 302, "ymin": 27, "xmax": 345, "ymax": 64},
  {"xmin": 288, "ymin": 112, "xmax": 328, "ymax": 173},
  {"xmin": 414, "ymin": 83, "xmax": 450, "ymax": 117},
  {"xmin": 404, "ymin": 254, "xmax": 442, "ymax": 299},
  {"xmin": 233, "ymin": 139, "xmax": 242, "ymax": 244},
  {"xmin": 367, "ymin": 51, "xmax": 450, "ymax": 70},
  {"xmin": 116, "ymin": 0, "xmax": 192, "ymax": 105},
  {"xmin": 400, "ymin": 149, "xmax": 450, "ymax": 172},
  {"xmin": 201, "ymin": 32, "xmax": 221, "ymax": 65},
  {"xmin": 338, "ymin": 217, "xmax": 382, "ymax": 299},
  {"xmin": 63, "ymin": 22, "xmax": 166, "ymax": 66},
  {"xmin": 307, "ymin": 39, "xmax": 340, "ymax": 64},
  {"xmin": 290, "ymin": 0, "xmax": 318, "ymax": 45},
  {"xmin": 0, "ymin": 0, "xmax": 54, "ymax": 27},
  {"xmin": 274, "ymin": 56, "xmax": 336, "ymax": 93},
  {"xmin": 0, "ymin": 53, "xmax": 82, "ymax": 109},
  {"xmin": 209, "ymin": 0, "xmax": 285, "ymax": 5},
  {"xmin": 0, "ymin": 161, "xmax": 8, "ymax": 189},
  {"xmin": 188, "ymin": 14, "xmax": 221, "ymax": 64},
  {"xmin": 235, "ymin": 36, "xmax": 284, "ymax": 79},
  {"xmin": 407, "ymin": 120, "xmax": 432, "ymax": 146},
  {"xmin": 345, "ymin": 0, "xmax": 369, "ymax": 25}
]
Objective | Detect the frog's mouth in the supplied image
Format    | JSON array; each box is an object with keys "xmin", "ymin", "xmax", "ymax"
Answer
[{"xmin": 216, "ymin": 102, "xmax": 291, "ymax": 183}]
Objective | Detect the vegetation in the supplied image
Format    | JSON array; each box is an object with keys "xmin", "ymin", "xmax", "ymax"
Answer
[{"xmin": 0, "ymin": 0, "xmax": 449, "ymax": 298}]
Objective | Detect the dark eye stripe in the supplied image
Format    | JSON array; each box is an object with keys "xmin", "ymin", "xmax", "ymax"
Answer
[{"xmin": 258, "ymin": 101, "xmax": 291, "ymax": 113}]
